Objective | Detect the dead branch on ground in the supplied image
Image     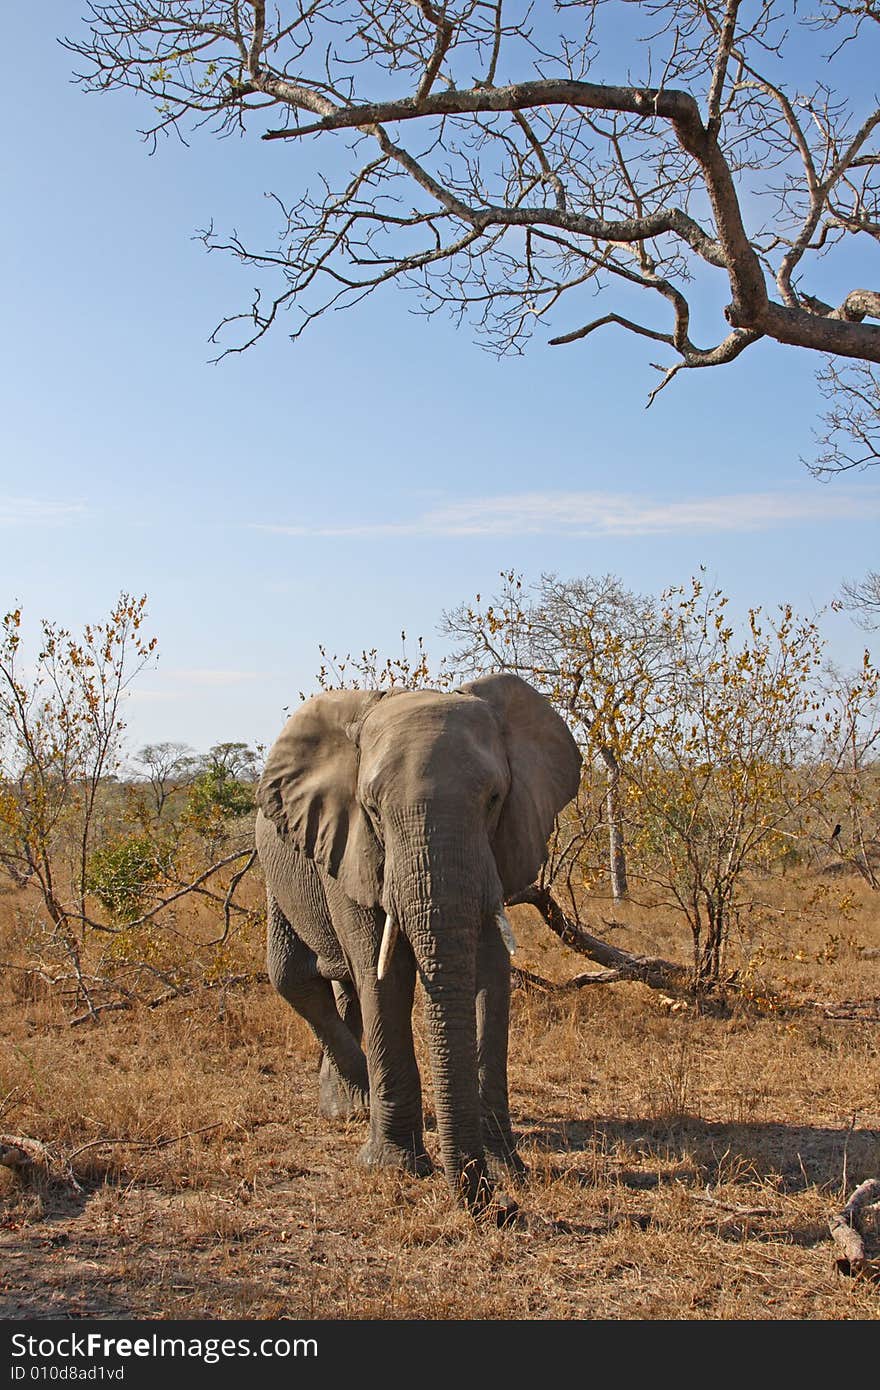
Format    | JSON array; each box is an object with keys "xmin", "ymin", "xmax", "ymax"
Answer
[
  {"xmin": 509, "ymin": 884, "xmax": 689, "ymax": 993},
  {"xmin": 829, "ymin": 1179, "xmax": 880, "ymax": 1278},
  {"xmin": 0, "ymin": 1134, "xmax": 82, "ymax": 1191}
]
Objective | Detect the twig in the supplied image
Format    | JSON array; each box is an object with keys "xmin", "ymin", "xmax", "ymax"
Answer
[
  {"xmin": 841, "ymin": 1112, "xmax": 858, "ymax": 1200},
  {"xmin": 66, "ymin": 1122, "xmax": 223, "ymax": 1163},
  {"xmin": 205, "ymin": 847, "xmax": 258, "ymax": 945},
  {"xmin": 68, "ymin": 1000, "xmax": 130, "ymax": 1027},
  {"xmin": 512, "ymin": 964, "xmax": 623, "ymax": 991},
  {"xmin": 148, "ymin": 984, "xmax": 195, "ymax": 1009},
  {"xmin": 691, "ymin": 1187, "xmax": 777, "ymax": 1217},
  {"xmin": 511, "ymin": 965, "xmax": 553, "ymax": 992},
  {"xmin": 0, "ymin": 1086, "xmax": 20, "ymax": 1123},
  {"xmin": 119, "ymin": 849, "xmax": 256, "ymax": 932}
]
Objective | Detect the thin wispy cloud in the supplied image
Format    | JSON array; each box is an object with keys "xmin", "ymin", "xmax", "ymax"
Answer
[
  {"xmin": 0, "ymin": 497, "xmax": 87, "ymax": 527},
  {"xmin": 128, "ymin": 670, "xmax": 260, "ymax": 702},
  {"xmin": 253, "ymin": 487, "xmax": 880, "ymax": 540},
  {"xmin": 170, "ymin": 669, "xmax": 260, "ymax": 687}
]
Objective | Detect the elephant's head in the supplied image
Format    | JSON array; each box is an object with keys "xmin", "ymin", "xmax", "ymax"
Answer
[{"xmin": 257, "ymin": 673, "xmax": 581, "ymax": 1207}]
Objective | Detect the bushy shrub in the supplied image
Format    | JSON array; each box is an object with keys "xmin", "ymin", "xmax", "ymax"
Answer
[
  {"xmin": 185, "ymin": 767, "xmax": 255, "ymax": 827},
  {"xmin": 86, "ymin": 833, "xmax": 171, "ymax": 924}
]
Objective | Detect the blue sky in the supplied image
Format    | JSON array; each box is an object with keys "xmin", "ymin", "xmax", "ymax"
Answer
[{"xmin": 2, "ymin": 3, "xmax": 878, "ymax": 757}]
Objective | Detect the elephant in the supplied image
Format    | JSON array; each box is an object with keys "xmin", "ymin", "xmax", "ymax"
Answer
[{"xmin": 254, "ymin": 672, "xmax": 581, "ymax": 1214}]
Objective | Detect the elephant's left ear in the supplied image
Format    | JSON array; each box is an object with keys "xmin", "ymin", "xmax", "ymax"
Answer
[{"xmin": 459, "ymin": 672, "xmax": 582, "ymax": 898}]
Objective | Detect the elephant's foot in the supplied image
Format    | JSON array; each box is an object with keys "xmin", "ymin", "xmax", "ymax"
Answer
[
  {"xmin": 318, "ymin": 1054, "xmax": 369, "ymax": 1120},
  {"xmin": 451, "ymin": 1156, "xmax": 520, "ymax": 1225},
  {"xmin": 451, "ymin": 1155, "xmax": 496, "ymax": 1214},
  {"xmin": 357, "ymin": 1136, "xmax": 433, "ymax": 1177},
  {"xmin": 482, "ymin": 1192, "xmax": 521, "ymax": 1228},
  {"xmin": 484, "ymin": 1143, "xmax": 528, "ymax": 1186}
]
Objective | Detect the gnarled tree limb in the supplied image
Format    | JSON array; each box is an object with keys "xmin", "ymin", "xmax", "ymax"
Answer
[
  {"xmin": 63, "ymin": 3, "xmax": 879, "ymax": 385},
  {"xmin": 829, "ymin": 1179, "xmax": 880, "ymax": 1276},
  {"xmin": 508, "ymin": 884, "xmax": 688, "ymax": 993}
]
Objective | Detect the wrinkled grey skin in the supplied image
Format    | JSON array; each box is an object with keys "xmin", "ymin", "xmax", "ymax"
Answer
[{"xmin": 255, "ymin": 672, "xmax": 581, "ymax": 1213}]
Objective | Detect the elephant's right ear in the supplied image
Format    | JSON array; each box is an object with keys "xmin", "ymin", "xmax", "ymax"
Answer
[{"xmin": 257, "ymin": 689, "xmax": 385, "ymax": 908}]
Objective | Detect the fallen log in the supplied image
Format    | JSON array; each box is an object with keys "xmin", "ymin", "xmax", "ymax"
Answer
[
  {"xmin": 508, "ymin": 885, "xmax": 689, "ymax": 993},
  {"xmin": 0, "ymin": 1133, "xmax": 82, "ymax": 1191},
  {"xmin": 829, "ymin": 1178, "xmax": 880, "ymax": 1277},
  {"xmin": 0, "ymin": 1142, "xmax": 34, "ymax": 1172},
  {"xmin": 819, "ymin": 998, "xmax": 880, "ymax": 1023}
]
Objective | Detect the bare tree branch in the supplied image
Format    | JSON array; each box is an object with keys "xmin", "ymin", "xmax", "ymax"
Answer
[
  {"xmin": 840, "ymin": 569, "xmax": 880, "ymax": 628},
  {"xmin": 807, "ymin": 359, "xmax": 880, "ymax": 475},
  {"xmin": 63, "ymin": 2, "xmax": 880, "ymax": 392}
]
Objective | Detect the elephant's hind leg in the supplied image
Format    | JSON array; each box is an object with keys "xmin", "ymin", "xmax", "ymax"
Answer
[
  {"xmin": 267, "ymin": 892, "xmax": 369, "ymax": 1119},
  {"xmin": 318, "ymin": 981, "xmax": 367, "ymax": 1119}
]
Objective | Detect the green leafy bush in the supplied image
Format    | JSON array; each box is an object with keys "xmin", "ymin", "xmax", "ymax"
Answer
[
  {"xmin": 185, "ymin": 767, "xmax": 255, "ymax": 827},
  {"xmin": 86, "ymin": 834, "xmax": 171, "ymax": 923}
]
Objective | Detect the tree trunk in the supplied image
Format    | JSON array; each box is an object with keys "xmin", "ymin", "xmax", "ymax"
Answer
[
  {"xmin": 699, "ymin": 896, "xmax": 728, "ymax": 985},
  {"xmin": 601, "ymin": 748, "xmax": 628, "ymax": 901}
]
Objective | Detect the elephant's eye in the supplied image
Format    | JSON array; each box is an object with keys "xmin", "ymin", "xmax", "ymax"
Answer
[{"xmin": 488, "ymin": 792, "xmax": 500, "ymax": 811}]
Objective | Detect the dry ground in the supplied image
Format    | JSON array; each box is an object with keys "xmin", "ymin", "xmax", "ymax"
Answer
[{"xmin": 1, "ymin": 871, "xmax": 879, "ymax": 1321}]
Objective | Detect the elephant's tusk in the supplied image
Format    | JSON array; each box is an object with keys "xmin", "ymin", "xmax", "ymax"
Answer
[
  {"xmin": 494, "ymin": 908, "xmax": 517, "ymax": 956},
  {"xmin": 377, "ymin": 913, "xmax": 399, "ymax": 981}
]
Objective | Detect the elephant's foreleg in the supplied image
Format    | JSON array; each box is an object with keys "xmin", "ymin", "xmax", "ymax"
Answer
[
  {"xmin": 267, "ymin": 893, "xmax": 369, "ymax": 1118},
  {"xmin": 476, "ymin": 920, "xmax": 527, "ymax": 1184},
  {"xmin": 355, "ymin": 938, "xmax": 432, "ymax": 1177}
]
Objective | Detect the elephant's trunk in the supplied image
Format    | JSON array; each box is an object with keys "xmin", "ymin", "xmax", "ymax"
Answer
[
  {"xmin": 378, "ymin": 905, "xmax": 515, "ymax": 979},
  {"xmin": 407, "ymin": 905, "xmax": 491, "ymax": 1209},
  {"xmin": 386, "ymin": 827, "xmax": 499, "ymax": 1211}
]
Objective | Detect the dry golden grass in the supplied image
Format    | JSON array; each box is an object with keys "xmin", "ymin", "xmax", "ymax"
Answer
[{"xmin": 1, "ymin": 867, "xmax": 878, "ymax": 1321}]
